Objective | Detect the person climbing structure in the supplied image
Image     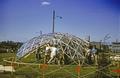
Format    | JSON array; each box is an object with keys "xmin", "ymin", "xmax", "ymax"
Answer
[{"xmin": 45, "ymin": 44, "xmax": 59, "ymax": 64}]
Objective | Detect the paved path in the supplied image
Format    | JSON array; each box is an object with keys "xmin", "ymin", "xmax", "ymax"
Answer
[{"xmin": 0, "ymin": 65, "xmax": 15, "ymax": 72}]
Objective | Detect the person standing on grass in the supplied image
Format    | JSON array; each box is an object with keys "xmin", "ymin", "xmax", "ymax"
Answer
[
  {"xmin": 92, "ymin": 45, "xmax": 98, "ymax": 65},
  {"xmin": 45, "ymin": 44, "xmax": 51, "ymax": 63},
  {"xmin": 86, "ymin": 46, "xmax": 93, "ymax": 64}
]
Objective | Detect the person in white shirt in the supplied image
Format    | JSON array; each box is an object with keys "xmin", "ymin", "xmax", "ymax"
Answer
[{"xmin": 45, "ymin": 44, "xmax": 58, "ymax": 64}]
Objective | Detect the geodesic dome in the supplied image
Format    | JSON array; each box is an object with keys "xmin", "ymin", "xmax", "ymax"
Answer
[{"xmin": 17, "ymin": 32, "xmax": 89, "ymax": 62}]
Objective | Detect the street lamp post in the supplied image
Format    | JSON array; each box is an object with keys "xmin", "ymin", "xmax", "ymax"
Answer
[{"xmin": 52, "ymin": 10, "xmax": 55, "ymax": 33}]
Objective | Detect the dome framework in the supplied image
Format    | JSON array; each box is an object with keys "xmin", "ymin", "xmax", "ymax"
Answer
[{"xmin": 17, "ymin": 33, "xmax": 89, "ymax": 64}]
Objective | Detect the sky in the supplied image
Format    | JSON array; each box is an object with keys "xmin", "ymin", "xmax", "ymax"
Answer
[{"xmin": 0, "ymin": 0, "xmax": 120, "ymax": 42}]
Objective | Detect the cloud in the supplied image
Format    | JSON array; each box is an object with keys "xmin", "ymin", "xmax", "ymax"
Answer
[{"xmin": 41, "ymin": 1, "xmax": 51, "ymax": 6}]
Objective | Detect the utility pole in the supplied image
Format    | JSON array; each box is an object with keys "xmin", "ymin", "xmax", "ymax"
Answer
[
  {"xmin": 88, "ymin": 35, "xmax": 90, "ymax": 42},
  {"xmin": 52, "ymin": 10, "xmax": 55, "ymax": 33}
]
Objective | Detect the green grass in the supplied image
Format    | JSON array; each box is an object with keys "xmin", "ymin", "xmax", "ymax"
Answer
[
  {"xmin": 20, "ymin": 53, "xmax": 36, "ymax": 63},
  {"xmin": 0, "ymin": 53, "xmax": 119, "ymax": 78},
  {"xmin": 14, "ymin": 65, "xmax": 97, "ymax": 78},
  {"xmin": 0, "ymin": 53, "xmax": 15, "ymax": 64}
]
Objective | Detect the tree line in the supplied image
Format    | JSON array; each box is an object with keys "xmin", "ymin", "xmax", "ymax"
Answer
[{"xmin": 0, "ymin": 41, "xmax": 23, "ymax": 53}]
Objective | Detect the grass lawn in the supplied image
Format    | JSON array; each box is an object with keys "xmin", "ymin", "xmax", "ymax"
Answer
[{"xmin": 0, "ymin": 53, "xmax": 119, "ymax": 78}]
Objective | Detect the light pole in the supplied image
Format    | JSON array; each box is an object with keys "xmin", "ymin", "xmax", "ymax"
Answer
[
  {"xmin": 52, "ymin": 10, "xmax": 62, "ymax": 33},
  {"xmin": 100, "ymin": 40, "xmax": 102, "ymax": 51},
  {"xmin": 52, "ymin": 10, "xmax": 55, "ymax": 33}
]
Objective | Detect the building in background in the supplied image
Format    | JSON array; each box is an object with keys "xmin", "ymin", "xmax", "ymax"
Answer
[{"xmin": 111, "ymin": 42, "xmax": 120, "ymax": 53}]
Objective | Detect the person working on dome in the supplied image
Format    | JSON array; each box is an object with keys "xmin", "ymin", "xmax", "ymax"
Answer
[
  {"xmin": 45, "ymin": 44, "xmax": 58, "ymax": 64},
  {"xmin": 92, "ymin": 45, "xmax": 98, "ymax": 65}
]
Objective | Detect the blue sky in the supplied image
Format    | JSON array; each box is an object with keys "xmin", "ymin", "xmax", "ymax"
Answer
[{"xmin": 0, "ymin": 0, "xmax": 120, "ymax": 42}]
